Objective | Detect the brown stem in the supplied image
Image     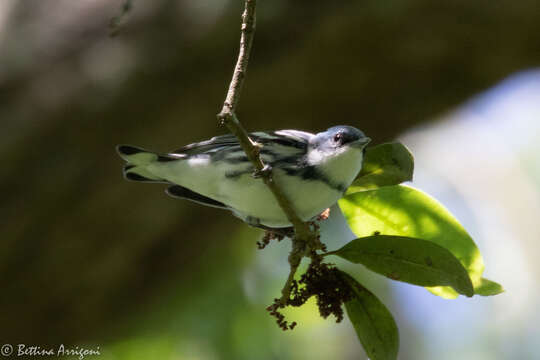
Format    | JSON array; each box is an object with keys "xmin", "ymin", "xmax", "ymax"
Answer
[
  {"xmin": 216, "ymin": 0, "xmax": 321, "ymax": 307},
  {"xmin": 219, "ymin": 0, "xmax": 256, "ymax": 113},
  {"xmin": 109, "ymin": 0, "xmax": 134, "ymax": 37}
]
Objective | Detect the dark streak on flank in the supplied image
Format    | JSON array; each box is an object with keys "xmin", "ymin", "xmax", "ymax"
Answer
[
  {"xmin": 258, "ymin": 148, "xmax": 279, "ymax": 157},
  {"xmin": 210, "ymin": 146, "xmax": 243, "ymax": 162},
  {"xmin": 274, "ymin": 155, "xmax": 301, "ymax": 166},
  {"xmin": 223, "ymin": 155, "xmax": 249, "ymax": 164},
  {"xmin": 157, "ymin": 155, "xmax": 179, "ymax": 162},
  {"xmin": 225, "ymin": 169, "xmax": 251, "ymax": 179},
  {"xmin": 283, "ymin": 165, "xmax": 347, "ymax": 193}
]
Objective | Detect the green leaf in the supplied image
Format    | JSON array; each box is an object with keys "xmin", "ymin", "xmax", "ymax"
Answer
[
  {"xmin": 339, "ymin": 185, "xmax": 485, "ymax": 299},
  {"xmin": 331, "ymin": 235, "xmax": 474, "ymax": 297},
  {"xmin": 474, "ymin": 277, "xmax": 505, "ymax": 296},
  {"xmin": 347, "ymin": 142, "xmax": 414, "ymax": 193},
  {"xmin": 340, "ymin": 271, "xmax": 399, "ymax": 360}
]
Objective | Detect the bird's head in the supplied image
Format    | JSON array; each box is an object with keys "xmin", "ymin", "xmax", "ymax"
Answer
[
  {"xmin": 309, "ymin": 125, "xmax": 370, "ymax": 160},
  {"xmin": 306, "ymin": 126, "xmax": 371, "ymax": 187}
]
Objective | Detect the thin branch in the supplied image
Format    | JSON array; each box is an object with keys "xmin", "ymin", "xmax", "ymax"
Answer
[
  {"xmin": 220, "ymin": 0, "xmax": 256, "ymax": 113},
  {"xmin": 109, "ymin": 0, "xmax": 134, "ymax": 37},
  {"xmin": 216, "ymin": 0, "xmax": 321, "ymax": 306}
]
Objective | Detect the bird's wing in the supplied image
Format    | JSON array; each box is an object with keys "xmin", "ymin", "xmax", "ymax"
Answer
[
  {"xmin": 269, "ymin": 129, "xmax": 314, "ymax": 143},
  {"xmin": 171, "ymin": 130, "xmax": 314, "ymax": 158},
  {"xmin": 172, "ymin": 134, "xmax": 239, "ymax": 155}
]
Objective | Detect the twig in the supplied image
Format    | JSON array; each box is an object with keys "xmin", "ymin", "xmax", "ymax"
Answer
[
  {"xmin": 109, "ymin": 0, "xmax": 134, "ymax": 37},
  {"xmin": 216, "ymin": 0, "xmax": 321, "ymax": 306}
]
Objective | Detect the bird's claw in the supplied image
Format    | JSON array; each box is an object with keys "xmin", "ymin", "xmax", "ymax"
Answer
[
  {"xmin": 252, "ymin": 164, "xmax": 272, "ymax": 179},
  {"xmin": 316, "ymin": 208, "xmax": 331, "ymax": 221}
]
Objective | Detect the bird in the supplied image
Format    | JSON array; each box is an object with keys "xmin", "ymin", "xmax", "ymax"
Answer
[{"xmin": 117, "ymin": 125, "xmax": 371, "ymax": 229}]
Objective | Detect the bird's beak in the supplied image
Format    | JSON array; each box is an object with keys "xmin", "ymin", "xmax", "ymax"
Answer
[{"xmin": 352, "ymin": 136, "xmax": 371, "ymax": 148}]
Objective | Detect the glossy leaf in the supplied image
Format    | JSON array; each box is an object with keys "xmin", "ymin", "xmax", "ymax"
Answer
[
  {"xmin": 348, "ymin": 142, "xmax": 414, "ymax": 193},
  {"xmin": 339, "ymin": 185, "xmax": 485, "ymax": 299},
  {"xmin": 340, "ymin": 271, "xmax": 399, "ymax": 360},
  {"xmin": 331, "ymin": 235, "xmax": 474, "ymax": 297},
  {"xmin": 473, "ymin": 277, "xmax": 505, "ymax": 296}
]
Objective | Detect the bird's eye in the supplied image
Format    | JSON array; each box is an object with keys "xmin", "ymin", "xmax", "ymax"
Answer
[{"xmin": 333, "ymin": 133, "xmax": 342, "ymax": 143}]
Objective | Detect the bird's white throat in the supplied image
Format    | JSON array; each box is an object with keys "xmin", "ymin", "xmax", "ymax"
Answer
[{"xmin": 310, "ymin": 146, "xmax": 364, "ymax": 187}]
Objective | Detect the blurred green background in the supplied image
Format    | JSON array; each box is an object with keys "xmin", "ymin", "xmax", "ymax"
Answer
[{"xmin": 1, "ymin": 0, "xmax": 539, "ymax": 359}]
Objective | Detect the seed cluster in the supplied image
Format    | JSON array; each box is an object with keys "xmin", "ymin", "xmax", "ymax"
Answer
[
  {"xmin": 267, "ymin": 259, "xmax": 354, "ymax": 330},
  {"xmin": 266, "ymin": 301, "xmax": 297, "ymax": 331},
  {"xmin": 263, "ymin": 210, "xmax": 348, "ymax": 330},
  {"xmin": 257, "ymin": 231, "xmax": 285, "ymax": 249}
]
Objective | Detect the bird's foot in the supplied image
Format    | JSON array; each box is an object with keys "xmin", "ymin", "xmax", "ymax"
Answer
[
  {"xmin": 316, "ymin": 208, "xmax": 331, "ymax": 221},
  {"xmin": 252, "ymin": 164, "xmax": 272, "ymax": 179}
]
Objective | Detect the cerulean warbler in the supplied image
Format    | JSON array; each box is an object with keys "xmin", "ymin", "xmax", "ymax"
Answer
[{"xmin": 117, "ymin": 125, "xmax": 370, "ymax": 228}]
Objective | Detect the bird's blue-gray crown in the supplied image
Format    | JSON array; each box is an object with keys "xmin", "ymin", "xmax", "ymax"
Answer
[
  {"xmin": 311, "ymin": 126, "xmax": 370, "ymax": 149},
  {"xmin": 309, "ymin": 125, "xmax": 371, "ymax": 159}
]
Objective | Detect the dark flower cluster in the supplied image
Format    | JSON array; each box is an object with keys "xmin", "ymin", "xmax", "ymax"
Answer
[
  {"xmin": 257, "ymin": 231, "xmax": 285, "ymax": 249},
  {"xmin": 267, "ymin": 258, "xmax": 354, "ymax": 330},
  {"xmin": 266, "ymin": 301, "xmax": 297, "ymax": 331}
]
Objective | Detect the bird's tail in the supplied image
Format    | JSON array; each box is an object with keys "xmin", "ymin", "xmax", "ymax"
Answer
[{"xmin": 116, "ymin": 145, "xmax": 176, "ymax": 183}]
